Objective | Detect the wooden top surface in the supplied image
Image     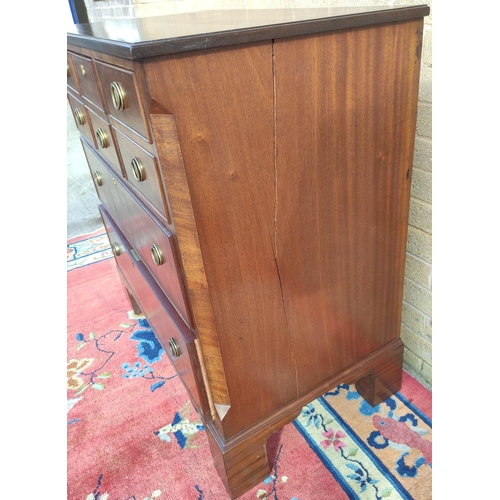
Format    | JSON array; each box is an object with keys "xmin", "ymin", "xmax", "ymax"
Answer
[{"xmin": 67, "ymin": 5, "xmax": 429, "ymax": 59}]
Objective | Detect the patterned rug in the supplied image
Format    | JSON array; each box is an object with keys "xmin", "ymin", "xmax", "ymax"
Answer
[{"xmin": 67, "ymin": 229, "xmax": 432, "ymax": 500}]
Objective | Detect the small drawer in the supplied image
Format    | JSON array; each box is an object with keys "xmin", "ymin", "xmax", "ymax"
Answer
[
  {"xmin": 95, "ymin": 60, "xmax": 151, "ymax": 143},
  {"xmin": 114, "ymin": 128, "xmax": 171, "ymax": 224},
  {"xmin": 69, "ymin": 53, "xmax": 104, "ymax": 110},
  {"xmin": 82, "ymin": 140, "xmax": 191, "ymax": 326},
  {"xmin": 67, "ymin": 54, "xmax": 80, "ymax": 94},
  {"xmin": 99, "ymin": 205, "xmax": 208, "ymax": 416},
  {"xmin": 87, "ymin": 107, "xmax": 122, "ymax": 175},
  {"xmin": 68, "ymin": 93, "xmax": 94, "ymax": 146},
  {"xmin": 82, "ymin": 137, "xmax": 121, "ymax": 203}
]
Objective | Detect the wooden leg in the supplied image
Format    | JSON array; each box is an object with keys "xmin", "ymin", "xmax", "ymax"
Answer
[
  {"xmin": 205, "ymin": 425, "xmax": 273, "ymax": 499},
  {"xmin": 204, "ymin": 414, "xmax": 298, "ymax": 500},
  {"xmin": 355, "ymin": 339, "xmax": 404, "ymax": 407}
]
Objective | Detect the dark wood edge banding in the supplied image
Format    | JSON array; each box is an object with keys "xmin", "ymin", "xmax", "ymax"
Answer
[{"xmin": 67, "ymin": 6, "xmax": 430, "ymax": 59}]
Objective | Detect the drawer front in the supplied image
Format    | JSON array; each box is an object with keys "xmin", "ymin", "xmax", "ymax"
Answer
[
  {"xmin": 69, "ymin": 53, "xmax": 104, "ymax": 110},
  {"xmin": 87, "ymin": 107, "xmax": 122, "ymax": 175},
  {"xmin": 68, "ymin": 93, "xmax": 94, "ymax": 146},
  {"xmin": 95, "ymin": 61, "xmax": 151, "ymax": 142},
  {"xmin": 82, "ymin": 138, "xmax": 121, "ymax": 203},
  {"xmin": 82, "ymin": 140, "xmax": 191, "ymax": 326},
  {"xmin": 99, "ymin": 206, "xmax": 207, "ymax": 415},
  {"xmin": 114, "ymin": 128, "xmax": 171, "ymax": 224},
  {"xmin": 67, "ymin": 54, "xmax": 80, "ymax": 94}
]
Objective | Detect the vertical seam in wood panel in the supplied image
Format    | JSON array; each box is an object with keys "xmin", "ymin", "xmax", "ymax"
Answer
[
  {"xmin": 273, "ymin": 40, "xmax": 278, "ymax": 259},
  {"xmin": 273, "ymin": 39, "xmax": 299, "ymax": 397}
]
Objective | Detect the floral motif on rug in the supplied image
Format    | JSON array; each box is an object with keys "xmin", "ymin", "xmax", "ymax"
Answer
[
  {"xmin": 294, "ymin": 385, "xmax": 432, "ymax": 499},
  {"xmin": 67, "ymin": 314, "xmax": 176, "ymax": 407}
]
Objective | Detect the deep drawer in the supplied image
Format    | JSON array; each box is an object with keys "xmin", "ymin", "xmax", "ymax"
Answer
[
  {"xmin": 99, "ymin": 205, "xmax": 208, "ymax": 416},
  {"xmin": 82, "ymin": 139, "xmax": 191, "ymax": 327}
]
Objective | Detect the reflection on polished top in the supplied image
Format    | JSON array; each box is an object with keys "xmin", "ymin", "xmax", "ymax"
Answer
[{"xmin": 67, "ymin": 5, "xmax": 430, "ymax": 59}]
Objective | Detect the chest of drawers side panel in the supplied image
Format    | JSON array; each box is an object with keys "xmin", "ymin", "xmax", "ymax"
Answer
[
  {"xmin": 144, "ymin": 42, "xmax": 300, "ymax": 438},
  {"xmin": 273, "ymin": 19, "xmax": 424, "ymax": 395}
]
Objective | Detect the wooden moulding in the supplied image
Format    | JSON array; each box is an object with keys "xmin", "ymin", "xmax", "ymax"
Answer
[{"xmin": 205, "ymin": 338, "xmax": 404, "ymax": 499}]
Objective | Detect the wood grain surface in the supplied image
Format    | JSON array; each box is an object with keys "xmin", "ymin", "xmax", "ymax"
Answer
[
  {"xmin": 145, "ymin": 42, "xmax": 298, "ymax": 437},
  {"xmin": 274, "ymin": 19, "xmax": 423, "ymax": 396}
]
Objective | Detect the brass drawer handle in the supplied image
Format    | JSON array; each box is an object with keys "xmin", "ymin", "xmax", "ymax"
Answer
[
  {"xmin": 96, "ymin": 128, "xmax": 108, "ymax": 148},
  {"xmin": 111, "ymin": 242, "xmax": 121, "ymax": 256},
  {"xmin": 110, "ymin": 81, "xmax": 126, "ymax": 111},
  {"xmin": 74, "ymin": 108, "xmax": 85, "ymax": 126},
  {"xmin": 80, "ymin": 64, "xmax": 86, "ymax": 76},
  {"xmin": 93, "ymin": 171, "xmax": 103, "ymax": 186},
  {"xmin": 131, "ymin": 157, "xmax": 145, "ymax": 182},
  {"xmin": 151, "ymin": 243, "xmax": 164, "ymax": 266},
  {"xmin": 169, "ymin": 338, "xmax": 180, "ymax": 357}
]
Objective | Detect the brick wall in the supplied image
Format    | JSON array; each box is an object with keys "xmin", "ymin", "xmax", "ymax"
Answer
[
  {"xmin": 84, "ymin": 0, "xmax": 134, "ymax": 20},
  {"xmin": 82, "ymin": 0, "xmax": 432, "ymax": 389},
  {"xmin": 402, "ymin": 2, "xmax": 432, "ymax": 389}
]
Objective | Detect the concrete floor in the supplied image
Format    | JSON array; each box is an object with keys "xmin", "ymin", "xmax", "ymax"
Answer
[{"xmin": 67, "ymin": 103, "xmax": 103, "ymax": 239}]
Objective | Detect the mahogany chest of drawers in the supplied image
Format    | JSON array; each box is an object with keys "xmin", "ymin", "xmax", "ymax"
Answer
[{"xmin": 67, "ymin": 5, "xmax": 429, "ymax": 497}]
